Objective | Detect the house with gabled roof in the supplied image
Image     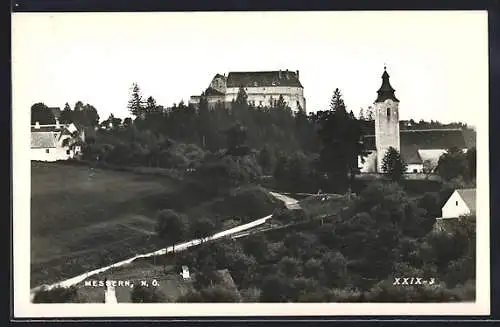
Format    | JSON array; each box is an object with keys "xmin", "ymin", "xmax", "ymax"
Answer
[
  {"xmin": 190, "ymin": 70, "xmax": 306, "ymax": 112},
  {"xmin": 31, "ymin": 120, "xmax": 85, "ymax": 162},
  {"xmin": 357, "ymin": 67, "xmax": 472, "ymax": 174},
  {"xmin": 441, "ymin": 188, "xmax": 476, "ymax": 219}
]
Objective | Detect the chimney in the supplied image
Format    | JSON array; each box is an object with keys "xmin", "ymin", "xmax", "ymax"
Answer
[
  {"xmin": 296, "ymin": 70, "xmax": 299, "ymax": 79},
  {"xmin": 35, "ymin": 121, "xmax": 40, "ymax": 129}
]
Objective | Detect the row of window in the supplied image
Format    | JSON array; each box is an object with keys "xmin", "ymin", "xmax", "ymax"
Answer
[{"xmin": 44, "ymin": 148, "xmax": 71, "ymax": 155}]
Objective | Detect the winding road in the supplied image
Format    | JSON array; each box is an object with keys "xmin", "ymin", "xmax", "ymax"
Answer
[{"xmin": 30, "ymin": 192, "xmax": 300, "ymax": 301}]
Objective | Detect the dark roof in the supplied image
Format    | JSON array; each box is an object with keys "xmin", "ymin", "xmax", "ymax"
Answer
[
  {"xmin": 375, "ymin": 68, "xmax": 399, "ymax": 103},
  {"xmin": 204, "ymin": 87, "xmax": 225, "ymax": 96},
  {"xmin": 226, "ymin": 70, "xmax": 303, "ymax": 88},
  {"xmin": 401, "ymin": 129, "xmax": 466, "ymax": 150},
  {"xmin": 362, "ymin": 135, "xmax": 376, "ymax": 150},
  {"xmin": 456, "ymin": 188, "xmax": 476, "ymax": 213},
  {"xmin": 360, "ymin": 120, "xmax": 375, "ymax": 135},
  {"xmin": 400, "ymin": 144, "xmax": 422, "ymax": 164},
  {"xmin": 31, "ymin": 132, "xmax": 58, "ymax": 148}
]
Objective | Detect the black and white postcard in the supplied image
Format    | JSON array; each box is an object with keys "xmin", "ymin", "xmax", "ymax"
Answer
[{"xmin": 12, "ymin": 10, "xmax": 490, "ymax": 317}]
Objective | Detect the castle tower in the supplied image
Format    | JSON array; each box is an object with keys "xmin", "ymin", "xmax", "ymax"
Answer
[{"xmin": 374, "ymin": 66, "xmax": 400, "ymax": 172}]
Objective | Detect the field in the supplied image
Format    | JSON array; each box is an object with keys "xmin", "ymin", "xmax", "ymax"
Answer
[{"xmin": 31, "ymin": 161, "xmax": 182, "ymax": 287}]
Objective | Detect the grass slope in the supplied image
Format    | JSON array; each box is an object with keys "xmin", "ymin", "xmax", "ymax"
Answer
[{"xmin": 31, "ymin": 162, "xmax": 181, "ymax": 287}]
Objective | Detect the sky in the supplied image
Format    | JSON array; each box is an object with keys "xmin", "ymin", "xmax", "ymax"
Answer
[{"xmin": 12, "ymin": 11, "xmax": 489, "ymax": 127}]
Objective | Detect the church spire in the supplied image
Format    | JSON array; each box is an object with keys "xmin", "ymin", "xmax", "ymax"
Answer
[{"xmin": 375, "ymin": 65, "xmax": 399, "ymax": 103}]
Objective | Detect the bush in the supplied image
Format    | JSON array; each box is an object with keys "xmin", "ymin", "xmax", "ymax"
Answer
[
  {"xmin": 131, "ymin": 285, "xmax": 165, "ymax": 303},
  {"xmin": 33, "ymin": 286, "xmax": 80, "ymax": 303}
]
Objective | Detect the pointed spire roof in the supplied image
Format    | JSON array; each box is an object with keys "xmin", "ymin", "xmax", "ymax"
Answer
[{"xmin": 375, "ymin": 65, "xmax": 399, "ymax": 103}]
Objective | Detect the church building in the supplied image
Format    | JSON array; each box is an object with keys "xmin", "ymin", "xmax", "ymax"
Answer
[{"xmin": 358, "ymin": 67, "xmax": 472, "ymax": 174}]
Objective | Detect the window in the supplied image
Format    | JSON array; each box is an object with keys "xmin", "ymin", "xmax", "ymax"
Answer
[
  {"xmin": 456, "ymin": 201, "xmax": 459, "ymax": 206},
  {"xmin": 45, "ymin": 149, "xmax": 50, "ymax": 154},
  {"xmin": 259, "ymin": 101, "xmax": 263, "ymax": 106},
  {"xmin": 66, "ymin": 150, "xmax": 70, "ymax": 155},
  {"xmin": 413, "ymin": 169, "xmax": 417, "ymax": 173},
  {"xmin": 387, "ymin": 108, "xmax": 391, "ymax": 117}
]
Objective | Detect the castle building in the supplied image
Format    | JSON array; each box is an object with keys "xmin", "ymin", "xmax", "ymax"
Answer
[
  {"xmin": 358, "ymin": 67, "xmax": 472, "ymax": 174},
  {"xmin": 189, "ymin": 70, "xmax": 306, "ymax": 112}
]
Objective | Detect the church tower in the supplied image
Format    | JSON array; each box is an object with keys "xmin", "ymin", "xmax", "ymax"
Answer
[{"xmin": 374, "ymin": 66, "xmax": 400, "ymax": 172}]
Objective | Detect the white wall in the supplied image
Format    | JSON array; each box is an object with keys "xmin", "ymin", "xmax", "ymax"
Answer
[
  {"xmin": 406, "ymin": 163, "xmax": 424, "ymax": 173},
  {"xmin": 358, "ymin": 151, "xmax": 377, "ymax": 173},
  {"xmin": 31, "ymin": 147, "xmax": 74, "ymax": 162},
  {"xmin": 442, "ymin": 190, "xmax": 471, "ymax": 218},
  {"xmin": 375, "ymin": 99, "xmax": 400, "ymax": 172},
  {"xmin": 225, "ymin": 86, "xmax": 306, "ymax": 111}
]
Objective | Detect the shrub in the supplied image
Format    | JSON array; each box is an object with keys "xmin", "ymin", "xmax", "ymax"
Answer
[{"xmin": 131, "ymin": 284, "xmax": 165, "ymax": 303}]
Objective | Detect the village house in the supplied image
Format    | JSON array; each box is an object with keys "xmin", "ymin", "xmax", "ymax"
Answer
[
  {"xmin": 441, "ymin": 188, "xmax": 476, "ymax": 219},
  {"xmin": 189, "ymin": 70, "xmax": 306, "ymax": 112},
  {"xmin": 358, "ymin": 67, "xmax": 472, "ymax": 174},
  {"xmin": 433, "ymin": 188, "xmax": 476, "ymax": 233},
  {"xmin": 31, "ymin": 108, "xmax": 85, "ymax": 162}
]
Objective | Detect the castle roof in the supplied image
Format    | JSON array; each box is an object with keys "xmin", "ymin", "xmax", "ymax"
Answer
[
  {"xmin": 204, "ymin": 86, "xmax": 225, "ymax": 96},
  {"xmin": 375, "ymin": 67, "xmax": 399, "ymax": 103},
  {"xmin": 226, "ymin": 70, "xmax": 303, "ymax": 88}
]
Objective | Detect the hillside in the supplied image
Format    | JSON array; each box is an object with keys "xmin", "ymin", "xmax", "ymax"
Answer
[{"xmin": 31, "ymin": 162, "xmax": 182, "ymax": 287}]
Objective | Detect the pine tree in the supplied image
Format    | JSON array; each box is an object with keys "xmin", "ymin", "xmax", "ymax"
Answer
[
  {"xmin": 329, "ymin": 88, "xmax": 346, "ymax": 113},
  {"xmin": 318, "ymin": 88, "xmax": 367, "ymax": 193},
  {"xmin": 235, "ymin": 86, "xmax": 248, "ymax": 106},
  {"xmin": 381, "ymin": 147, "xmax": 407, "ymax": 181},
  {"xmin": 358, "ymin": 108, "xmax": 365, "ymax": 120},
  {"xmin": 59, "ymin": 102, "xmax": 73, "ymax": 124},
  {"xmin": 127, "ymin": 83, "xmax": 144, "ymax": 118}
]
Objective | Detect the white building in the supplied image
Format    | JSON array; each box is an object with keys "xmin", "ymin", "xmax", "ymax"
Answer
[
  {"xmin": 31, "ymin": 121, "xmax": 85, "ymax": 162},
  {"xmin": 190, "ymin": 70, "xmax": 306, "ymax": 112},
  {"xmin": 441, "ymin": 188, "xmax": 476, "ymax": 219},
  {"xmin": 358, "ymin": 67, "xmax": 471, "ymax": 174}
]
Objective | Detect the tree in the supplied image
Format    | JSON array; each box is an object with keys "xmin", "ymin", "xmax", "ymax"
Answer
[
  {"xmin": 422, "ymin": 159, "xmax": 435, "ymax": 176},
  {"xmin": 235, "ymin": 86, "xmax": 248, "ymax": 106},
  {"xmin": 190, "ymin": 217, "xmax": 216, "ymax": 241},
  {"xmin": 199, "ymin": 285, "xmax": 241, "ymax": 302},
  {"xmin": 329, "ymin": 88, "xmax": 345, "ymax": 112},
  {"xmin": 436, "ymin": 147, "xmax": 468, "ymax": 181},
  {"xmin": 155, "ymin": 209, "xmax": 188, "ymax": 255},
  {"xmin": 127, "ymin": 83, "xmax": 145, "ymax": 118},
  {"xmin": 225, "ymin": 122, "xmax": 249, "ymax": 156},
  {"xmin": 366, "ymin": 106, "xmax": 375, "ymax": 121},
  {"xmin": 358, "ymin": 108, "xmax": 365, "ymax": 120},
  {"xmin": 59, "ymin": 103, "xmax": 73, "ymax": 123},
  {"xmin": 131, "ymin": 284, "xmax": 165, "ymax": 303},
  {"xmin": 317, "ymin": 89, "xmax": 367, "ymax": 192},
  {"xmin": 381, "ymin": 147, "xmax": 407, "ymax": 181},
  {"xmin": 33, "ymin": 286, "xmax": 80, "ymax": 303},
  {"xmin": 31, "ymin": 102, "xmax": 56, "ymax": 124},
  {"xmin": 465, "ymin": 147, "xmax": 476, "ymax": 181},
  {"xmin": 258, "ymin": 145, "xmax": 275, "ymax": 175}
]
